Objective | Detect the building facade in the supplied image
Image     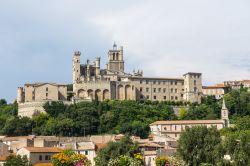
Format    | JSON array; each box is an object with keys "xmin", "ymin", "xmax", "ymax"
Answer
[
  {"xmin": 17, "ymin": 83, "xmax": 68, "ymax": 117},
  {"xmin": 202, "ymin": 83, "xmax": 225, "ymax": 99},
  {"xmin": 150, "ymin": 100, "xmax": 230, "ymax": 140},
  {"xmin": 73, "ymin": 44, "xmax": 203, "ymax": 103},
  {"xmin": 224, "ymin": 80, "xmax": 250, "ymax": 89},
  {"xmin": 16, "ymin": 147, "xmax": 61, "ymax": 165}
]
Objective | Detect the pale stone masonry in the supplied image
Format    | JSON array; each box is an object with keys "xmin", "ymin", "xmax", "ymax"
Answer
[
  {"xmin": 73, "ymin": 44, "xmax": 203, "ymax": 103},
  {"xmin": 17, "ymin": 83, "xmax": 69, "ymax": 117},
  {"xmin": 17, "ymin": 44, "xmax": 203, "ymax": 117}
]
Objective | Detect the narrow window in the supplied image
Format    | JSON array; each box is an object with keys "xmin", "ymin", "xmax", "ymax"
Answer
[
  {"xmin": 46, "ymin": 87, "xmax": 48, "ymax": 91},
  {"xmin": 154, "ymin": 96, "xmax": 156, "ymax": 100},
  {"xmin": 153, "ymin": 88, "xmax": 156, "ymax": 93},
  {"xmin": 194, "ymin": 80, "xmax": 197, "ymax": 85},
  {"xmin": 140, "ymin": 87, "xmax": 143, "ymax": 92},
  {"xmin": 164, "ymin": 96, "xmax": 166, "ymax": 100},
  {"xmin": 158, "ymin": 88, "xmax": 161, "ymax": 92},
  {"xmin": 85, "ymin": 151, "xmax": 88, "ymax": 155},
  {"xmin": 171, "ymin": 88, "xmax": 173, "ymax": 93},
  {"xmin": 39, "ymin": 155, "xmax": 42, "ymax": 161},
  {"xmin": 146, "ymin": 88, "xmax": 149, "ymax": 92},
  {"xmin": 163, "ymin": 88, "xmax": 166, "ymax": 93}
]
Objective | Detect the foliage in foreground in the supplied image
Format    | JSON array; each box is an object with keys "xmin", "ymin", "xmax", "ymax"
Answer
[
  {"xmin": 52, "ymin": 149, "xmax": 91, "ymax": 166},
  {"xmin": 178, "ymin": 117, "xmax": 250, "ymax": 166},
  {"xmin": 4, "ymin": 155, "xmax": 32, "ymax": 166},
  {"xmin": 94, "ymin": 135, "xmax": 140, "ymax": 166}
]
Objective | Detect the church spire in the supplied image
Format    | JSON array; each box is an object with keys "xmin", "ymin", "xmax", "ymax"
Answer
[{"xmin": 221, "ymin": 98, "xmax": 230, "ymax": 127}]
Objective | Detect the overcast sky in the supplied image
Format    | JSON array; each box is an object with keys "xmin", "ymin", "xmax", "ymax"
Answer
[{"xmin": 1, "ymin": 0, "xmax": 250, "ymax": 102}]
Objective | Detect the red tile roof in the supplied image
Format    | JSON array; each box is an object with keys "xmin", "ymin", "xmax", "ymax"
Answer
[
  {"xmin": 24, "ymin": 147, "xmax": 62, "ymax": 153},
  {"xmin": 150, "ymin": 120, "xmax": 225, "ymax": 125},
  {"xmin": 0, "ymin": 156, "xmax": 7, "ymax": 161},
  {"xmin": 95, "ymin": 143, "xmax": 107, "ymax": 150}
]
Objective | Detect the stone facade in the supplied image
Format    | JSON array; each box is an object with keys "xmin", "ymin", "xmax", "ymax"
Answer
[
  {"xmin": 73, "ymin": 44, "xmax": 202, "ymax": 103},
  {"xmin": 17, "ymin": 83, "xmax": 68, "ymax": 117}
]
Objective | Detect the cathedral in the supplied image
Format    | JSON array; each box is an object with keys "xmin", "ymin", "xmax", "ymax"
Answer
[
  {"xmin": 17, "ymin": 44, "xmax": 203, "ymax": 117},
  {"xmin": 73, "ymin": 44, "xmax": 202, "ymax": 103}
]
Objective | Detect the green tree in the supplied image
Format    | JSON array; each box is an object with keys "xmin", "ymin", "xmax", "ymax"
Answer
[
  {"xmin": 43, "ymin": 101, "xmax": 66, "ymax": 117},
  {"xmin": 1, "ymin": 117, "xmax": 32, "ymax": 136},
  {"xmin": 4, "ymin": 155, "xmax": 32, "ymax": 166},
  {"xmin": 177, "ymin": 126, "xmax": 223, "ymax": 166},
  {"xmin": 94, "ymin": 135, "xmax": 139, "ymax": 166},
  {"xmin": 155, "ymin": 156, "xmax": 169, "ymax": 166},
  {"xmin": 178, "ymin": 107, "xmax": 188, "ymax": 120}
]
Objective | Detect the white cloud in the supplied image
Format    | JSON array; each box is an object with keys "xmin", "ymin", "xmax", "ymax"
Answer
[
  {"xmin": 91, "ymin": 0, "xmax": 250, "ymax": 84},
  {"xmin": 1, "ymin": 0, "xmax": 250, "ymax": 101}
]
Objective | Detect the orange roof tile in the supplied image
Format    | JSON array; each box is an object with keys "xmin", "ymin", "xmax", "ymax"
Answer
[
  {"xmin": 24, "ymin": 147, "xmax": 62, "ymax": 153},
  {"xmin": 95, "ymin": 143, "xmax": 107, "ymax": 150},
  {"xmin": 203, "ymin": 83, "xmax": 225, "ymax": 89},
  {"xmin": 150, "ymin": 120, "xmax": 225, "ymax": 125},
  {"xmin": 0, "ymin": 156, "xmax": 7, "ymax": 161}
]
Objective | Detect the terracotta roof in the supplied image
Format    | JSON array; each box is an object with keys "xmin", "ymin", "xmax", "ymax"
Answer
[
  {"xmin": 0, "ymin": 156, "xmax": 7, "ymax": 161},
  {"xmin": 24, "ymin": 147, "xmax": 62, "ymax": 153},
  {"xmin": 34, "ymin": 163, "xmax": 53, "ymax": 166},
  {"xmin": 150, "ymin": 120, "xmax": 225, "ymax": 125},
  {"xmin": 243, "ymin": 80, "xmax": 250, "ymax": 83},
  {"xmin": 203, "ymin": 83, "xmax": 225, "ymax": 89},
  {"xmin": 95, "ymin": 143, "xmax": 107, "ymax": 150}
]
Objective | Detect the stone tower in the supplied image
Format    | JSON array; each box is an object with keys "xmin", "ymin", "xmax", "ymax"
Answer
[
  {"xmin": 107, "ymin": 43, "xmax": 124, "ymax": 73},
  {"xmin": 221, "ymin": 98, "xmax": 230, "ymax": 127},
  {"xmin": 73, "ymin": 51, "xmax": 81, "ymax": 83},
  {"xmin": 183, "ymin": 72, "xmax": 202, "ymax": 103},
  {"xmin": 95, "ymin": 57, "xmax": 101, "ymax": 76},
  {"xmin": 17, "ymin": 87, "xmax": 24, "ymax": 103}
]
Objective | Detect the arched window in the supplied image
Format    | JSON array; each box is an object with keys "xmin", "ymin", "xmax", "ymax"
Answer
[{"xmin": 194, "ymin": 87, "xmax": 197, "ymax": 93}]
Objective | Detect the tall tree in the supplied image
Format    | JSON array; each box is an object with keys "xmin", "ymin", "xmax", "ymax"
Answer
[{"xmin": 177, "ymin": 126, "xmax": 223, "ymax": 166}]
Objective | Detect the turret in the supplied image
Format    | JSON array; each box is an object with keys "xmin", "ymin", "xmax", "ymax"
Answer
[
  {"xmin": 17, "ymin": 87, "xmax": 24, "ymax": 103},
  {"xmin": 221, "ymin": 98, "xmax": 230, "ymax": 127},
  {"xmin": 73, "ymin": 51, "xmax": 81, "ymax": 84},
  {"xmin": 95, "ymin": 57, "xmax": 101, "ymax": 76}
]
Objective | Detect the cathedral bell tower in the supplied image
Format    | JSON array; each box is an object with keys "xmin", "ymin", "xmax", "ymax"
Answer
[
  {"xmin": 221, "ymin": 98, "xmax": 230, "ymax": 127},
  {"xmin": 107, "ymin": 43, "xmax": 124, "ymax": 73},
  {"xmin": 73, "ymin": 51, "xmax": 81, "ymax": 84}
]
